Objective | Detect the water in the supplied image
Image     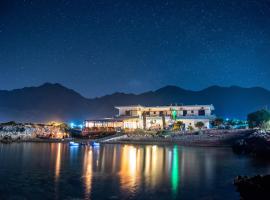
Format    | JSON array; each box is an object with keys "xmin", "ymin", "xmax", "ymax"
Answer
[{"xmin": 0, "ymin": 143, "xmax": 269, "ymax": 200}]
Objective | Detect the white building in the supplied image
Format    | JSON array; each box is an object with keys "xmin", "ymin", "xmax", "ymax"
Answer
[
  {"xmin": 85, "ymin": 104, "xmax": 215, "ymax": 132},
  {"xmin": 115, "ymin": 105, "xmax": 215, "ymax": 131}
]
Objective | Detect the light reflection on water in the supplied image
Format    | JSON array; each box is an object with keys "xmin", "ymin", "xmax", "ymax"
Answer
[
  {"xmin": 82, "ymin": 147, "xmax": 93, "ymax": 199},
  {"xmin": 55, "ymin": 143, "xmax": 62, "ymax": 182},
  {"xmin": 172, "ymin": 146, "xmax": 179, "ymax": 197},
  {"xmin": 0, "ymin": 143, "xmax": 270, "ymax": 200}
]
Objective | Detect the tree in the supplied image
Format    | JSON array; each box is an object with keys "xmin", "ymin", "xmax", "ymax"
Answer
[
  {"xmin": 173, "ymin": 121, "xmax": 184, "ymax": 131},
  {"xmin": 247, "ymin": 109, "xmax": 270, "ymax": 128},
  {"xmin": 212, "ymin": 118, "xmax": 224, "ymax": 127},
  {"xmin": 195, "ymin": 121, "xmax": 205, "ymax": 130},
  {"xmin": 0, "ymin": 121, "xmax": 17, "ymax": 126}
]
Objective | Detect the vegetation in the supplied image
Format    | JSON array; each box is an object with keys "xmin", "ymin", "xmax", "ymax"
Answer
[
  {"xmin": 187, "ymin": 125, "xmax": 194, "ymax": 131},
  {"xmin": 211, "ymin": 117, "xmax": 248, "ymax": 129},
  {"xmin": 173, "ymin": 121, "xmax": 184, "ymax": 131},
  {"xmin": 195, "ymin": 121, "xmax": 204, "ymax": 130},
  {"xmin": 260, "ymin": 121, "xmax": 270, "ymax": 131},
  {"xmin": 212, "ymin": 118, "xmax": 224, "ymax": 127},
  {"xmin": 247, "ymin": 109, "xmax": 270, "ymax": 128},
  {"xmin": 0, "ymin": 121, "xmax": 19, "ymax": 126}
]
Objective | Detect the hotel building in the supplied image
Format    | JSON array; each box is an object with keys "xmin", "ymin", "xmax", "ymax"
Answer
[{"xmin": 85, "ymin": 104, "xmax": 215, "ymax": 132}]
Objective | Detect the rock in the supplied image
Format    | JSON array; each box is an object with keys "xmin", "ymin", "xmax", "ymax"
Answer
[
  {"xmin": 232, "ymin": 131, "xmax": 270, "ymax": 159},
  {"xmin": 0, "ymin": 122, "xmax": 69, "ymax": 141},
  {"xmin": 234, "ymin": 175, "xmax": 270, "ymax": 200},
  {"xmin": 0, "ymin": 135, "xmax": 13, "ymax": 144}
]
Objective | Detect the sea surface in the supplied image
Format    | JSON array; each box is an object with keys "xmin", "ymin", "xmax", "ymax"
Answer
[{"xmin": 0, "ymin": 143, "xmax": 269, "ymax": 200}]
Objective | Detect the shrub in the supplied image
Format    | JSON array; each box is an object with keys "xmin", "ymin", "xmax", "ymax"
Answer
[
  {"xmin": 187, "ymin": 126, "xmax": 194, "ymax": 131},
  {"xmin": 247, "ymin": 109, "xmax": 270, "ymax": 128},
  {"xmin": 195, "ymin": 121, "xmax": 204, "ymax": 130},
  {"xmin": 173, "ymin": 121, "xmax": 184, "ymax": 131},
  {"xmin": 260, "ymin": 121, "xmax": 270, "ymax": 131}
]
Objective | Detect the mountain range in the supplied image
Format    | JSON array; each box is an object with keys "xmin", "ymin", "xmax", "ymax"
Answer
[{"xmin": 0, "ymin": 83, "xmax": 269, "ymax": 123}]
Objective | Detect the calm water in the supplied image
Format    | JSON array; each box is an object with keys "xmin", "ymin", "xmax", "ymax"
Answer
[{"xmin": 0, "ymin": 143, "xmax": 269, "ymax": 200}]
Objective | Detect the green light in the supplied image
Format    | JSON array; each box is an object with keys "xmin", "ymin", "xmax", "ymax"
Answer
[
  {"xmin": 172, "ymin": 146, "xmax": 179, "ymax": 197},
  {"xmin": 172, "ymin": 110, "xmax": 177, "ymax": 120}
]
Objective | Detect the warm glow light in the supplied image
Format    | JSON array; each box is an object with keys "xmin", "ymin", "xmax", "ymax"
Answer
[
  {"xmin": 83, "ymin": 147, "xmax": 93, "ymax": 199},
  {"xmin": 55, "ymin": 143, "xmax": 62, "ymax": 182},
  {"xmin": 120, "ymin": 146, "xmax": 137, "ymax": 192}
]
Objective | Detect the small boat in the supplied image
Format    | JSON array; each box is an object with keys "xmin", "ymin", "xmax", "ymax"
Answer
[
  {"xmin": 69, "ymin": 141, "xmax": 79, "ymax": 147},
  {"xmin": 90, "ymin": 142, "xmax": 100, "ymax": 147},
  {"xmin": 80, "ymin": 142, "xmax": 88, "ymax": 146}
]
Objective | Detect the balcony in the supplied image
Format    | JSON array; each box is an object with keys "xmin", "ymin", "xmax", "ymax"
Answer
[{"xmin": 176, "ymin": 115, "xmax": 216, "ymax": 120}]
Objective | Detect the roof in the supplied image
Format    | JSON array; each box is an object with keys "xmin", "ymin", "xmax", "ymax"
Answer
[
  {"xmin": 115, "ymin": 105, "xmax": 143, "ymax": 109},
  {"xmin": 85, "ymin": 118, "xmax": 123, "ymax": 122},
  {"xmin": 85, "ymin": 115, "xmax": 141, "ymax": 122},
  {"xmin": 115, "ymin": 104, "xmax": 214, "ymax": 110}
]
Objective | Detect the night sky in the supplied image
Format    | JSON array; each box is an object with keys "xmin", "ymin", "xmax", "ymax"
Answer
[{"xmin": 1, "ymin": 0, "xmax": 270, "ymax": 97}]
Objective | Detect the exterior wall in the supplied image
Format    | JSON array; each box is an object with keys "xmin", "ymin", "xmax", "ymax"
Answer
[
  {"xmin": 86, "ymin": 105, "xmax": 215, "ymax": 132},
  {"xmin": 117, "ymin": 106, "xmax": 143, "ymax": 116},
  {"xmin": 123, "ymin": 118, "xmax": 142, "ymax": 130},
  {"xmin": 85, "ymin": 120, "xmax": 123, "ymax": 129},
  {"xmin": 176, "ymin": 119, "xmax": 210, "ymax": 130},
  {"xmin": 145, "ymin": 116, "xmax": 163, "ymax": 130},
  {"xmin": 145, "ymin": 116, "xmax": 173, "ymax": 130},
  {"xmin": 116, "ymin": 105, "xmax": 214, "ymax": 118}
]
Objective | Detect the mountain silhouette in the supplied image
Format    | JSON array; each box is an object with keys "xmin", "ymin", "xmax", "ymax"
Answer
[{"xmin": 0, "ymin": 83, "xmax": 269, "ymax": 122}]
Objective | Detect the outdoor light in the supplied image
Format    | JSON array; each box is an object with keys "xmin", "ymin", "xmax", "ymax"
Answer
[{"xmin": 70, "ymin": 122, "xmax": 75, "ymax": 128}]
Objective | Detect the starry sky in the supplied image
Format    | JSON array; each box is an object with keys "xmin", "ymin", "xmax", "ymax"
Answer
[{"xmin": 1, "ymin": 0, "xmax": 270, "ymax": 97}]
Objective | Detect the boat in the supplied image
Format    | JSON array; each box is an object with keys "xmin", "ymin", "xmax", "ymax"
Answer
[
  {"xmin": 69, "ymin": 141, "xmax": 79, "ymax": 147},
  {"xmin": 91, "ymin": 142, "xmax": 100, "ymax": 147}
]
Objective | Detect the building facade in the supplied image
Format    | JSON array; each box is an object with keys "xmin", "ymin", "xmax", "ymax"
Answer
[{"xmin": 85, "ymin": 104, "xmax": 215, "ymax": 132}]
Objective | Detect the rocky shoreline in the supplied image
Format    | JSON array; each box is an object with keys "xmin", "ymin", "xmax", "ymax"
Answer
[
  {"xmin": 106, "ymin": 129, "xmax": 253, "ymax": 147},
  {"xmin": 234, "ymin": 175, "xmax": 270, "ymax": 200},
  {"xmin": 0, "ymin": 124, "xmax": 253, "ymax": 147},
  {"xmin": 232, "ymin": 131, "xmax": 270, "ymax": 199},
  {"xmin": 0, "ymin": 122, "xmax": 69, "ymax": 144},
  {"xmin": 232, "ymin": 130, "xmax": 270, "ymax": 159}
]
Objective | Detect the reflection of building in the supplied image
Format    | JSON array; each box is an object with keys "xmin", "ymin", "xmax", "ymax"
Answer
[{"xmin": 85, "ymin": 105, "xmax": 215, "ymax": 131}]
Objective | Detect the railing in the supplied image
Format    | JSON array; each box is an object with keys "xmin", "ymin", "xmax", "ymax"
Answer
[{"xmin": 177, "ymin": 115, "xmax": 216, "ymax": 119}]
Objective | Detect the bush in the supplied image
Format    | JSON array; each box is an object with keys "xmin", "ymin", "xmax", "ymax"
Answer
[
  {"xmin": 0, "ymin": 121, "xmax": 18, "ymax": 126},
  {"xmin": 247, "ymin": 109, "xmax": 270, "ymax": 128},
  {"xmin": 173, "ymin": 121, "xmax": 184, "ymax": 131},
  {"xmin": 212, "ymin": 118, "xmax": 224, "ymax": 127},
  {"xmin": 195, "ymin": 121, "xmax": 204, "ymax": 130},
  {"xmin": 187, "ymin": 126, "xmax": 194, "ymax": 131},
  {"xmin": 260, "ymin": 121, "xmax": 270, "ymax": 131}
]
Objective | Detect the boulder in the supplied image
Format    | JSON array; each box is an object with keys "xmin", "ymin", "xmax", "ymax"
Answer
[
  {"xmin": 234, "ymin": 175, "xmax": 270, "ymax": 200},
  {"xmin": 232, "ymin": 131, "xmax": 270, "ymax": 159}
]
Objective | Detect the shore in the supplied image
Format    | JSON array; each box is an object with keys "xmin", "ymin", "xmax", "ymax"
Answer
[
  {"xmin": 1, "ymin": 129, "xmax": 254, "ymax": 147},
  {"xmin": 105, "ymin": 129, "xmax": 253, "ymax": 147}
]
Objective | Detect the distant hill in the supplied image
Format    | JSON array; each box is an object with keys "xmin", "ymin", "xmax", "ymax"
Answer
[{"xmin": 0, "ymin": 83, "xmax": 270, "ymax": 122}]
